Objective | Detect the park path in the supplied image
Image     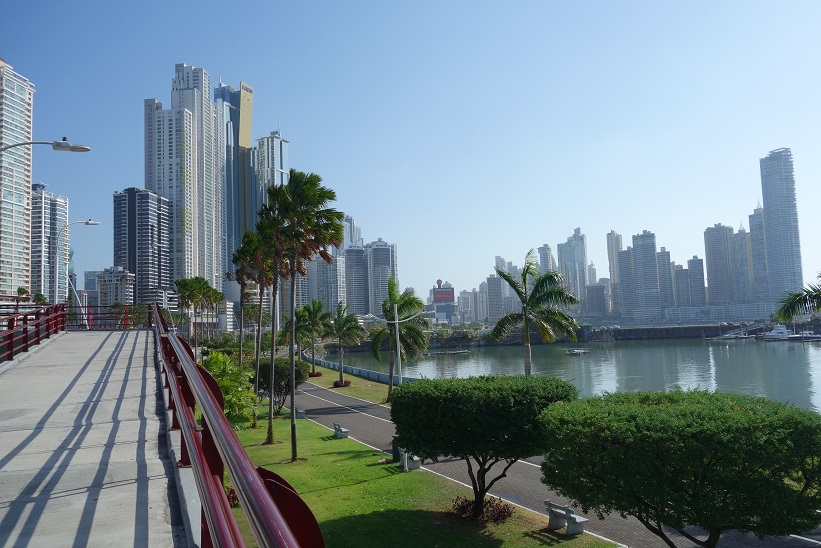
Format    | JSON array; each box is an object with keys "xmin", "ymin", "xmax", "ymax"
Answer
[
  {"xmin": 0, "ymin": 330, "xmax": 184, "ymax": 547},
  {"xmin": 295, "ymin": 380, "xmax": 821, "ymax": 548}
]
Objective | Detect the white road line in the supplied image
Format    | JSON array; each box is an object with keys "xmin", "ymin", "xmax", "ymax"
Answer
[
  {"xmin": 305, "ymin": 381, "xmax": 392, "ymax": 409},
  {"xmin": 298, "ymin": 388, "xmax": 395, "ymax": 424},
  {"xmin": 790, "ymin": 535, "xmax": 821, "ymax": 545}
]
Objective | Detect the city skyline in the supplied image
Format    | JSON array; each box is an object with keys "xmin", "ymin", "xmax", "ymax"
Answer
[{"xmin": 4, "ymin": 2, "xmax": 821, "ymax": 300}]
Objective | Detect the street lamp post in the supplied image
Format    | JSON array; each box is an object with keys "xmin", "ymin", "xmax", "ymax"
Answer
[
  {"xmin": 67, "ymin": 220, "xmax": 101, "ymax": 329},
  {"xmin": 363, "ymin": 308, "xmax": 427, "ymax": 385},
  {"xmin": 0, "ymin": 137, "xmax": 91, "ymax": 153}
]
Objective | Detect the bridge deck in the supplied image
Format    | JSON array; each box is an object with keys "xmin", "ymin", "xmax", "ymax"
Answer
[{"xmin": 0, "ymin": 330, "xmax": 183, "ymax": 547}]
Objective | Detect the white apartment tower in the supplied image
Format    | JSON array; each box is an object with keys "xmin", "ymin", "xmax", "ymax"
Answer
[
  {"xmin": 0, "ymin": 58, "xmax": 35, "ymax": 300},
  {"xmin": 30, "ymin": 183, "xmax": 69, "ymax": 303},
  {"xmin": 366, "ymin": 239, "xmax": 398, "ymax": 317}
]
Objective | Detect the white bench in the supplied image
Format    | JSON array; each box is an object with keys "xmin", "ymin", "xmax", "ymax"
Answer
[
  {"xmin": 333, "ymin": 422, "xmax": 349, "ymax": 438},
  {"xmin": 544, "ymin": 500, "xmax": 589, "ymax": 535},
  {"xmin": 398, "ymin": 447, "xmax": 421, "ymax": 471}
]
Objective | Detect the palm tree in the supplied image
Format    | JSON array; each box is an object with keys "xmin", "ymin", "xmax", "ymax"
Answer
[
  {"xmin": 277, "ymin": 169, "xmax": 345, "ymax": 461},
  {"xmin": 14, "ymin": 286, "xmax": 29, "ymax": 314},
  {"xmin": 302, "ymin": 299, "xmax": 332, "ymax": 375},
  {"xmin": 371, "ymin": 277, "xmax": 430, "ymax": 399},
  {"xmin": 32, "ymin": 293, "xmax": 48, "ymax": 306},
  {"xmin": 491, "ymin": 249, "xmax": 579, "ymax": 376},
  {"xmin": 327, "ymin": 301, "xmax": 366, "ymax": 386},
  {"xmin": 232, "ymin": 231, "xmax": 258, "ymax": 381},
  {"xmin": 256, "ymin": 192, "xmax": 291, "ymax": 446},
  {"xmin": 775, "ymin": 273, "xmax": 821, "ymax": 321}
]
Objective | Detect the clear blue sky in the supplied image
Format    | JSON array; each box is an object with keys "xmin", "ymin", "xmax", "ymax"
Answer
[{"xmin": 5, "ymin": 1, "xmax": 821, "ymax": 296}]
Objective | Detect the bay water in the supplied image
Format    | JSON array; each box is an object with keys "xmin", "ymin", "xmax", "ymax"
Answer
[{"xmin": 339, "ymin": 339, "xmax": 821, "ymax": 411}]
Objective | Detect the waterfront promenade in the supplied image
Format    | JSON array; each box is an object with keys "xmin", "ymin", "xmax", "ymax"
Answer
[{"xmin": 0, "ymin": 330, "xmax": 184, "ymax": 547}]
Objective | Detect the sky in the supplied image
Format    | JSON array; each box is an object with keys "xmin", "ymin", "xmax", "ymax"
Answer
[{"xmin": 4, "ymin": 1, "xmax": 821, "ymax": 297}]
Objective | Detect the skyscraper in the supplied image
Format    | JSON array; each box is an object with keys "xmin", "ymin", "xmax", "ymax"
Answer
[
  {"xmin": 703, "ymin": 224, "xmax": 734, "ymax": 305},
  {"xmin": 366, "ymin": 238, "xmax": 398, "ymax": 317},
  {"xmin": 30, "ymin": 183, "xmax": 68, "ymax": 303},
  {"xmin": 557, "ymin": 228, "xmax": 588, "ymax": 301},
  {"xmin": 606, "ymin": 230, "xmax": 622, "ymax": 284},
  {"xmin": 687, "ymin": 256, "xmax": 707, "ymax": 307},
  {"xmin": 748, "ymin": 204, "xmax": 769, "ymax": 303},
  {"xmin": 344, "ymin": 245, "xmax": 369, "ymax": 316},
  {"xmin": 657, "ymin": 247, "xmax": 674, "ymax": 310},
  {"xmin": 537, "ymin": 244, "xmax": 554, "ymax": 274},
  {"xmin": 113, "ymin": 188, "xmax": 171, "ymax": 304},
  {"xmin": 145, "ymin": 64, "xmax": 225, "ymax": 290},
  {"xmin": 760, "ymin": 148, "xmax": 803, "ymax": 300},
  {"xmin": 0, "ymin": 58, "xmax": 35, "ymax": 300},
  {"xmin": 730, "ymin": 226, "xmax": 753, "ymax": 304},
  {"xmin": 632, "ymin": 230, "xmax": 660, "ymax": 322}
]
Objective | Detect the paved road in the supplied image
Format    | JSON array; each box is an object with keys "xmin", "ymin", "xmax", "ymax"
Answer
[
  {"xmin": 0, "ymin": 330, "xmax": 185, "ymax": 547},
  {"xmin": 295, "ymin": 381, "xmax": 821, "ymax": 548}
]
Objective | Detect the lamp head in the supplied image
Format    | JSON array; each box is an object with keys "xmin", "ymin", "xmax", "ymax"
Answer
[{"xmin": 52, "ymin": 138, "xmax": 91, "ymax": 152}]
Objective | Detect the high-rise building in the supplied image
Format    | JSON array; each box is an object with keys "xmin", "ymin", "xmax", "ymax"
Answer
[
  {"xmin": 312, "ymin": 254, "xmax": 346, "ymax": 313},
  {"xmin": 606, "ymin": 230, "xmax": 622, "ymax": 284},
  {"xmin": 632, "ymin": 230, "xmax": 660, "ymax": 322},
  {"xmin": 30, "ymin": 183, "xmax": 68, "ymax": 303},
  {"xmin": 587, "ymin": 263, "xmax": 597, "ymax": 286},
  {"xmin": 0, "ymin": 58, "xmax": 35, "ymax": 300},
  {"xmin": 366, "ymin": 239, "xmax": 398, "ymax": 317},
  {"xmin": 703, "ymin": 224, "xmax": 734, "ymax": 305},
  {"xmin": 617, "ymin": 247, "xmax": 635, "ymax": 318},
  {"xmin": 145, "ymin": 63, "xmax": 225, "ymax": 290},
  {"xmin": 748, "ymin": 204, "xmax": 769, "ymax": 303},
  {"xmin": 344, "ymin": 245, "xmax": 369, "ymax": 316},
  {"xmin": 113, "ymin": 187, "xmax": 171, "ymax": 304},
  {"xmin": 485, "ymin": 275, "xmax": 505, "ymax": 324},
  {"xmin": 730, "ymin": 226, "xmax": 753, "ymax": 304},
  {"xmin": 171, "ymin": 64, "xmax": 225, "ymax": 291},
  {"xmin": 760, "ymin": 148, "xmax": 803, "ymax": 300},
  {"xmin": 214, "ymin": 80, "xmax": 255, "ymax": 282},
  {"xmin": 672, "ymin": 264, "xmax": 691, "ymax": 307},
  {"xmin": 537, "ymin": 244, "xmax": 554, "ymax": 274},
  {"xmin": 557, "ymin": 228, "xmax": 588, "ymax": 301},
  {"xmin": 657, "ymin": 247, "xmax": 674, "ymax": 310},
  {"xmin": 97, "ymin": 266, "xmax": 136, "ymax": 307},
  {"xmin": 687, "ymin": 256, "xmax": 707, "ymax": 307}
]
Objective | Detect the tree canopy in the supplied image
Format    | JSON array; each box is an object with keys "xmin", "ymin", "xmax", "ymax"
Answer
[
  {"xmin": 539, "ymin": 390, "xmax": 821, "ymax": 548},
  {"xmin": 775, "ymin": 273, "xmax": 821, "ymax": 321},
  {"xmin": 391, "ymin": 375, "xmax": 577, "ymax": 516}
]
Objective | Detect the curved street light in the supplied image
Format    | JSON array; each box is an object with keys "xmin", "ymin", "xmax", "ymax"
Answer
[
  {"xmin": 362, "ymin": 307, "xmax": 428, "ymax": 385},
  {"xmin": 67, "ymin": 219, "xmax": 101, "ymax": 328},
  {"xmin": 0, "ymin": 137, "xmax": 91, "ymax": 153}
]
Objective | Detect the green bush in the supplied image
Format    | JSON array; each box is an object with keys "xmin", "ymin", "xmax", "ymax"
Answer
[{"xmin": 255, "ymin": 357, "xmax": 310, "ymax": 415}]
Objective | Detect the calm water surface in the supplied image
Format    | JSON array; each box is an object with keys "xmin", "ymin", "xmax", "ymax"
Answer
[{"xmin": 339, "ymin": 339, "xmax": 821, "ymax": 411}]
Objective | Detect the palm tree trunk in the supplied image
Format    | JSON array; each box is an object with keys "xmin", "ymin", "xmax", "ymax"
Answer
[
  {"xmin": 289, "ymin": 268, "xmax": 298, "ymax": 462},
  {"xmin": 338, "ymin": 344, "xmax": 345, "ymax": 385},
  {"xmin": 265, "ymin": 276, "xmax": 280, "ymax": 445},
  {"xmin": 523, "ymin": 325, "xmax": 532, "ymax": 376}
]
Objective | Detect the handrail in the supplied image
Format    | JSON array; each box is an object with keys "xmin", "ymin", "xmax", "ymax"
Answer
[
  {"xmin": 0, "ymin": 304, "xmax": 66, "ymax": 363},
  {"xmin": 151, "ymin": 304, "xmax": 321, "ymax": 547}
]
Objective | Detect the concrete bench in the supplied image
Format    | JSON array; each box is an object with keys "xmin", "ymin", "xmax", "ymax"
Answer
[
  {"xmin": 333, "ymin": 422, "xmax": 349, "ymax": 439},
  {"xmin": 544, "ymin": 500, "xmax": 589, "ymax": 536},
  {"xmin": 398, "ymin": 447, "xmax": 421, "ymax": 471},
  {"xmin": 295, "ymin": 408, "xmax": 305, "ymax": 419}
]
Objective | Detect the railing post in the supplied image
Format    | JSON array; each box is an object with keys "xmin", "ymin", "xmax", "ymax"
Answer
[
  {"xmin": 6, "ymin": 317, "xmax": 15, "ymax": 359},
  {"xmin": 123, "ymin": 306, "xmax": 129, "ymax": 330},
  {"xmin": 22, "ymin": 313, "xmax": 29, "ymax": 353}
]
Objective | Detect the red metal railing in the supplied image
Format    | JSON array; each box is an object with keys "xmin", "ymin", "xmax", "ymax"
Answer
[
  {"xmin": 0, "ymin": 304, "xmax": 66, "ymax": 363},
  {"xmin": 150, "ymin": 303, "xmax": 323, "ymax": 547}
]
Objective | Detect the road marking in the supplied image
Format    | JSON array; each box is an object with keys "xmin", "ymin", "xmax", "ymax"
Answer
[
  {"xmin": 304, "ymin": 381, "xmax": 392, "ymax": 409},
  {"xmin": 790, "ymin": 535, "xmax": 821, "ymax": 545},
  {"xmin": 298, "ymin": 388, "xmax": 394, "ymax": 424}
]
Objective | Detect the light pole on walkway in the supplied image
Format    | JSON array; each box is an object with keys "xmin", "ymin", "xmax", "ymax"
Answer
[
  {"xmin": 362, "ymin": 307, "xmax": 427, "ymax": 385},
  {"xmin": 67, "ymin": 220, "xmax": 101, "ymax": 328}
]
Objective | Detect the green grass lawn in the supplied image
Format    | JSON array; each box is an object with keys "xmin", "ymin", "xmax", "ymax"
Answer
[
  {"xmin": 306, "ymin": 362, "xmax": 395, "ymax": 405},
  {"xmin": 229, "ymin": 414, "xmax": 614, "ymax": 547}
]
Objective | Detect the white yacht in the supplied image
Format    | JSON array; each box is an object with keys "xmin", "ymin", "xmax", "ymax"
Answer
[{"xmin": 760, "ymin": 325, "xmax": 792, "ymax": 341}]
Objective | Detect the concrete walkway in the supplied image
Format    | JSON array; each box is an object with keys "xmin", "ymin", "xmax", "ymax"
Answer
[
  {"xmin": 295, "ymin": 380, "xmax": 821, "ymax": 548},
  {"xmin": 0, "ymin": 330, "xmax": 184, "ymax": 547}
]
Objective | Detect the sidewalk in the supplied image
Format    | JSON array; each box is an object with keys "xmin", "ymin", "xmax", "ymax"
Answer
[
  {"xmin": 295, "ymin": 380, "xmax": 821, "ymax": 548},
  {"xmin": 0, "ymin": 330, "xmax": 185, "ymax": 547}
]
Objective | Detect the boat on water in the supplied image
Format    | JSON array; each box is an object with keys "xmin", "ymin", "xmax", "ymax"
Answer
[
  {"xmin": 421, "ymin": 349, "xmax": 471, "ymax": 356},
  {"xmin": 788, "ymin": 330, "xmax": 821, "ymax": 342},
  {"xmin": 760, "ymin": 325, "xmax": 793, "ymax": 341},
  {"xmin": 565, "ymin": 348, "xmax": 590, "ymax": 356}
]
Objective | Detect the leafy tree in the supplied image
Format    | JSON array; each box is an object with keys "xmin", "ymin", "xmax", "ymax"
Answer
[
  {"xmin": 326, "ymin": 301, "xmax": 366, "ymax": 386},
  {"xmin": 391, "ymin": 375, "xmax": 577, "ymax": 517},
  {"xmin": 371, "ymin": 278, "xmax": 430, "ymax": 398},
  {"xmin": 276, "ymin": 169, "xmax": 345, "ymax": 461},
  {"xmin": 539, "ymin": 390, "xmax": 821, "ymax": 548},
  {"xmin": 255, "ymin": 357, "xmax": 310, "ymax": 416},
  {"xmin": 32, "ymin": 293, "xmax": 48, "ymax": 306},
  {"xmin": 491, "ymin": 250, "xmax": 579, "ymax": 376},
  {"xmin": 201, "ymin": 351, "xmax": 255, "ymax": 429},
  {"xmin": 776, "ymin": 273, "xmax": 821, "ymax": 321},
  {"xmin": 302, "ymin": 299, "xmax": 332, "ymax": 374}
]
